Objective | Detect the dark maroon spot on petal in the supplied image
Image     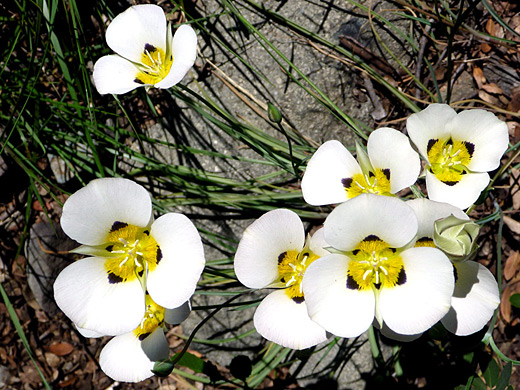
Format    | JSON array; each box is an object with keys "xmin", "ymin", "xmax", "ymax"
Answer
[
  {"xmin": 144, "ymin": 43, "xmax": 157, "ymax": 53},
  {"xmin": 278, "ymin": 251, "xmax": 287, "ymax": 264},
  {"xmin": 156, "ymin": 247, "xmax": 163, "ymax": 264},
  {"xmin": 346, "ymin": 275, "xmax": 360, "ymax": 290},
  {"xmin": 427, "ymin": 139, "xmax": 438, "ymax": 154},
  {"xmin": 110, "ymin": 221, "xmax": 128, "ymax": 232},
  {"xmin": 280, "ymin": 277, "xmax": 286, "ymax": 283},
  {"xmin": 352, "ymin": 249, "xmax": 360, "ymax": 256},
  {"xmin": 382, "ymin": 169, "xmax": 390, "ymax": 181},
  {"xmin": 108, "ymin": 272, "xmax": 123, "ymax": 284},
  {"xmin": 464, "ymin": 141, "xmax": 475, "ymax": 157},
  {"xmin": 368, "ymin": 171, "xmax": 375, "ymax": 178},
  {"xmin": 138, "ymin": 332, "xmax": 150, "ymax": 341},
  {"xmin": 364, "ymin": 235, "xmax": 381, "ymax": 242},
  {"xmin": 143, "ymin": 230, "xmax": 150, "ymax": 235},
  {"xmin": 396, "ymin": 268, "xmax": 407, "ymax": 285},
  {"xmin": 134, "ymin": 78, "xmax": 145, "ymax": 85},
  {"xmin": 292, "ymin": 296, "xmax": 305, "ymax": 304},
  {"xmin": 374, "ymin": 283, "xmax": 381, "ymax": 290},
  {"xmin": 341, "ymin": 178, "xmax": 353, "ymax": 188},
  {"xmin": 441, "ymin": 180, "xmax": 458, "ymax": 186},
  {"xmin": 105, "ymin": 245, "xmax": 114, "ymax": 252}
]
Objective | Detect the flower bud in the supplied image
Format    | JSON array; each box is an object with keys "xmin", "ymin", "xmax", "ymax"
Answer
[
  {"xmin": 433, "ymin": 214, "xmax": 479, "ymax": 259},
  {"xmin": 267, "ymin": 102, "xmax": 282, "ymax": 124}
]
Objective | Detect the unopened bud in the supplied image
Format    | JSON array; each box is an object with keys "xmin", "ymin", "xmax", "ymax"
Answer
[
  {"xmin": 433, "ymin": 214, "xmax": 479, "ymax": 259},
  {"xmin": 267, "ymin": 102, "xmax": 282, "ymax": 124}
]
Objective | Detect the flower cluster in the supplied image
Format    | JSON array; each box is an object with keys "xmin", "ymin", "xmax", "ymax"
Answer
[
  {"xmin": 55, "ymin": 2, "xmax": 509, "ymax": 380},
  {"xmin": 54, "ymin": 178, "xmax": 205, "ymax": 382},
  {"xmin": 234, "ymin": 103, "xmax": 507, "ymax": 349}
]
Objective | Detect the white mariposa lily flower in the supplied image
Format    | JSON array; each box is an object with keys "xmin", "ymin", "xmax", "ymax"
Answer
[
  {"xmin": 54, "ymin": 177, "xmax": 205, "ymax": 336},
  {"xmin": 407, "ymin": 198, "xmax": 499, "ymax": 336},
  {"xmin": 406, "ymin": 104, "xmax": 509, "ymax": 209},
  {"xmin": 79, "ymin": 295, "xmax": 191, "ymax": 383},
  {"xmin": 93, "ymin": 4, "xmax": 197, "ymax": 95},
  {"xmin": 302, "ymin": 194, "xmax": 454, "ymax": 338},
  {"xmin": 300, "ymin": 127, "xmax": 420, "ymax": 206},
  {"xmin": 234, "ymin": 209, "xmax": 329, "ymax": 350}
]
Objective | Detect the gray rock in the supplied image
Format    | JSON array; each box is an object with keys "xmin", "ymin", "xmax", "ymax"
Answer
[{"xmin": 25, "ymin": 222, "xmax": 78, "ymax": 315}]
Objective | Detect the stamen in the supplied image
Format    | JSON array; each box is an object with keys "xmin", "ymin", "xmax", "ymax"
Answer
[
  {"xmin": 286, "ymin": 276, "xmax": 296, "ymax": 286},
  {"xmin": 119, "ymin": 256, "xmax": 129, "ymax": 267},
  {"xmin": 119, "ymin": 238, "xmax": 129, "ymax": 245},
  {"xmin": 355, "ymin": 180, "xmax": 366, "ymax": 190},
  {"xmin": 134, "ymin": 257, "xmax": 142, "ymax": 268},
  {"xmin": 146, "ymin": 50, "xmax": 155, "ymax": 65}
]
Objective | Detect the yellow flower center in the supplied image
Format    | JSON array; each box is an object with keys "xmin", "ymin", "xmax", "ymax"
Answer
[
  {"xmin": 134, "ymin": 294, "xmax": 165, "ymax": 340},
  {"xmin": 104, "ymin": 222, "xmax": 162, "ymax": 284},
  {"xmin": 346, "ymin": 235, "xmax": 406, "ymax": 291},
  {"xmin": 342, "ymin": 169, "xmax": 392, "ymax": 199},
  {"xmin": 277, "ymin": 249, "xmax": 319, "ymax": 303},
  {"xmin": 134, "ymin": 43, "xmax": 173, "ymax": 85},
  {"xmin": 427, "ymin": 138, "xmax": 474, "ymax": 185}
]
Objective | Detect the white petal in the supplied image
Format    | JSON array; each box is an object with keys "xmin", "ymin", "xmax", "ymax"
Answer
[
  {"xmin": 154, "ymin": 25, "xmax": 197, "ymax": 89},
  {"xmin": 100, "ymin": 327, "xmax": 169, "ymax": 383},
  {"xmin": 447, "ymin": 109, "xmax": 509, "ymax": 172},
  {"xmin": 378, "ymin": 322, "xmax": 423, "ymax": 342},
  {"xmin": 60, "ymin": 178, "xmax": 153, "ymax": 246},
  {"xmin": 308, "ymin": 227, "xmax": 331, "ymax": 257},
  {"xmin": 441, "ymin": 261, "xmax": 499, "ymax": 336},
  {"xmin": 147, "ymin": 213, "xmax": 205, "ymax": 309},
  {"xmin": 406, "ymin": 198, "xmax": 468, "ymax": 239},
  {"xmin": 406, "ymin": 104, "xmax": 456, "ymax": 160},
  {"xmin": 106, "ymin": 4, "xmax": 167, "ymax": 63},
  {"xmin": 324, "ymin": 194, "xmax": 418, "ymax": 251},
  {"xmin": 379, "ymin": 247, "xmax": 454, "ymax": 335},
  {"xmin": 234, "ymin": 209, "xmax": 304, "ymax": 288},
  {"xmin": 54, "ymin": 257, "xmax": 145, "ymax": 336},
  {"xmin": 93, "ymin": 55, "xmax": 142, "ymax": 95},
  {"xmin": 425, "ymin": 170, "xmax": 490, "ymax": 210},
  {"xmin": 301, "ymin": 140, "xmax": 362, "ymax": 206},
  {"xmin": 302, "ymin": 255, "xmax": 375, "ymax": 338},
  {"xmin": 253, "ymin": 290, "xmax": 327, "ymax": 350},
  {"xmin": 164, "ymin": 300, "xmax": 192, "ymax": 325},
  {"xmin": 76, "ymin": 325, "xmax": 105, "ymax": 339},
  {"xmin": 367, "ymin": 127, "xmax": 421, "ymax": 193}
]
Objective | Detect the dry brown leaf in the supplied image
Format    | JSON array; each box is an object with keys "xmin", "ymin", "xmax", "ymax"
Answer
[
  {"xmin": 508, "ymin": 85, "xmax": 520, "ymax": 113},
  {"xmin": 486, "ymin": 17, "xmax": 496, "ymax": 36},
  {"xmin": 504, "ymin": 251, "xmax": 520, "ymax": 281},
  {"xmin": 504, "ymin": 215, "xmax": 520, "ymax": 235},
  {"xmin": 482, "ymin": 83, "xmax": 504, "ymax": 95},
  {"xmin": 473, "ymin": 66, "xmax": 486, "ymax": 89},
  {"xmin": 478, "ymin": 89, "xmax": 500, "ymax": 105},
  {"xmin": 511, "ymin": 168, "xmax": 520, "ymax": 210},
  {"xmin": 481, "ymin": 42, "xmax": 492, "ymax": 53},
  {"xmin": 47, "ymin": 342, "xmax": 74, "ymax": 356},
  {"xmin": 501, "ymin": 281, "xmax": 520, "ymax": 324}
]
